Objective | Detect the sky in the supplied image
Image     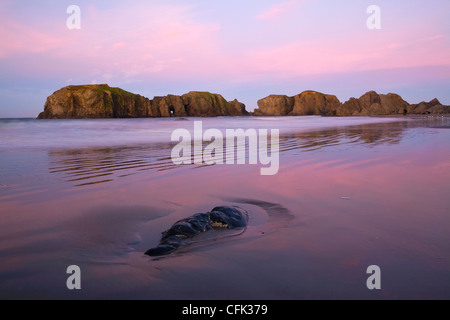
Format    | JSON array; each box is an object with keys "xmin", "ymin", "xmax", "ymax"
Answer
[{"xmin": 0, "ymin": 0, "xmax": 449, "ymax": 117}]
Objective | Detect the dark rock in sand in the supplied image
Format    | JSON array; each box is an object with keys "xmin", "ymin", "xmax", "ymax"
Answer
[{"xmin": 145, "ymin": 206, "xmax": 248, "ymax": 256}]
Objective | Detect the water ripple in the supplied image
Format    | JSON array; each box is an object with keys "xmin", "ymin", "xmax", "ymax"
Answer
[{"xmin": 46, "ymin": 121, "xmax": 412, "ymax": 187}]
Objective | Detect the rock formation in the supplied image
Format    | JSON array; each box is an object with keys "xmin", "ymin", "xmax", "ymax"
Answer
[
  {"xmin": 179, "ymin": 91, "xmax": 247, "ymax": 117},
  {"xmin": 145, "ymin": 206, "xmax": 248, "ymax": 256},
  {"xmin": 253, "ymin": 95, "xmax": 294, "ymax": 116},
  {"xmin": 37, "ymin": 84, "xmax": 152, "ymax": 119},
  {"xmin": 336, "ymin": 91, "xmax": 410, "ymax": 116},
  {"xmin": 37, "ymin": 85, "xmax": 449, "ymax": 119},
  {"xmin": 37, "ymin": 84, "xmax": 249, "ymax": 119},
  {"xmin": 254, "ymin": 91, "xmax": 340, "ymax": 116},
  {"xmin": 253, "ymin": 90, "xmax": 449, "ymax": 116},
  {"xmin": 290, "ymin": 91, "xmax": 341, "ymax": 116},
  {"xmin": 408, "ymin": 98, "xmax": 450, "ymax": 115}
]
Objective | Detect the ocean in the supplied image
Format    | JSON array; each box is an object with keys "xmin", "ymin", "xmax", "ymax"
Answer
[{"xmin": 0, "ymin": 116, "xmax": 449, "ymax": 299}]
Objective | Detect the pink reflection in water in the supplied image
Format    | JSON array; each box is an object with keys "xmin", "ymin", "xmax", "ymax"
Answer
[{"xmin": 0, "ymin": 119, "xmax": 449, "ymax": 299}]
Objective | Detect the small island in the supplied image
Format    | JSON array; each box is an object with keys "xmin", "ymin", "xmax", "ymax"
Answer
[
  {"xmin": 37, "ymin": 84, "xmax": 449, "ymax": 119},
  {"xmin": 253, "ymin": 91, "xmax": 450, "ymax": 116},
  {"xmin": 37, "ymin": 84, "xmax": 248, "ymax": 119}
]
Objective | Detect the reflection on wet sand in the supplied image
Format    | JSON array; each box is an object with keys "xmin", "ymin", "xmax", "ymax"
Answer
[
  {"xmin": 278, "ymin": 121, "xmax": 407, "ymax": 154},
  {"xmin": 48, "ymin": 118, "xmax": 448, "ymax": 187},
  {"xmin": 1, "ymin": 116, "xmax": 449, "ymax": 299},
  {"xmin": 49, "ymin": 142, "xmax": 176, "ymax": 186}
]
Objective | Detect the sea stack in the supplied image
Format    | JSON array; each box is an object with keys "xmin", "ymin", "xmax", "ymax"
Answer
[
  {"xmin": 252, "ymin": 90, "xmax": 449, "ymax": 116},
  {"xmin": 253, "ymin": 91, "xmax": 342, "ymax": 116},
  {"xmin": 37, "ymin": 84, "xmax": 249, "ymax": 119}
]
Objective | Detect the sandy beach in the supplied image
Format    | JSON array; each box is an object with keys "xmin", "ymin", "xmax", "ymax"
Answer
[{"xmin": 0, "ymin": 116, "xmax": 449, "ymax": 299}]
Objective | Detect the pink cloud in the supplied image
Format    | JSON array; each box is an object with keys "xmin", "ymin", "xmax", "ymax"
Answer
[
  {"xmin": 258, "ymin": 7, "xmax": 285, "ymax": 20},
  {"xmin": 70, "ymin": 3, "xmax": 222, "ymax": 78},
  {"xmin": 1, "ymin": 1, "xmax": 448, "ymax": 85},
  {"xmin": 0, "ymin": 18, "xmax": 69, "ymax": 58},
  {"xmin": 240, "ymin": 30, "xmax": 450, "ymax": 77},
  {"xmin": 258, "ymin": 0, "xmax": 304, "ymax": 20},
  {"xmin": 0, "ymin": 2, "xmax": 224, "ymax": 81}
]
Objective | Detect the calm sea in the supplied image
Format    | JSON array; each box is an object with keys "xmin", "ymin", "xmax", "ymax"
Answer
[{"xmin": 0, "ymin": 116, "xmax": 449, "ymax": 299}]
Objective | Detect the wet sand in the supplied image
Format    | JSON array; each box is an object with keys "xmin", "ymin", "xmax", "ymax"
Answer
[{"xmin": 0, "ymin": 116, "xmax": 449, "ymax": 299}]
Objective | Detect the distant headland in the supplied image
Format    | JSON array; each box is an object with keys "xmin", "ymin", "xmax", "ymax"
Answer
[{"xmin": 37, "ymin": 84, "xmax": 449, "ymax": 119}]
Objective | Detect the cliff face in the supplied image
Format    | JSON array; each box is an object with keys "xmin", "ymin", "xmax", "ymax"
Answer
[
  {"xmin": 38, "ymin": 85, "xmax": 448, "ymax": 119},
  {"xmin": 254, "ymin": 95, "xmax": 294, "ymax": 116},
  {"xmin": 290, "ymin": 91, "xmax": 341, "ymax": 116},
  {"xmin": 408, "ymin": 98, "xmax": 450, "ymax": 115},
  {"xmin": 37, "ymin": 85, "xmax": 152, "ymax": 119},
  {"xmin": 180, "ymin": 91, "xmax": 248, "ymax": 117},
  {"xmin": 254, "ymin": 91, "xmax": 341, "ymax": 116},
  {"xmin": 37, "ymin": 85, "xmax": 249, "ymax": 119},
  {"xmin": 253, "ymin": 90, "xmax": 449, "ymax": 116},
  {"xmin": 336, "ymin": 91, "xmax": 410, "ymax": 116}
]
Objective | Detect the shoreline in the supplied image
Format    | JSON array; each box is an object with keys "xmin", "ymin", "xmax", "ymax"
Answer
[{"xmin": 2, "ymin": 113, "xmax": 449, "ymax": 121}]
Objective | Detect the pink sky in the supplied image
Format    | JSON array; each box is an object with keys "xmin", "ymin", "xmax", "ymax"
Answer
[{"xmin": 0, "ymin": 0, "xmax": 449, "ymax": 117}]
